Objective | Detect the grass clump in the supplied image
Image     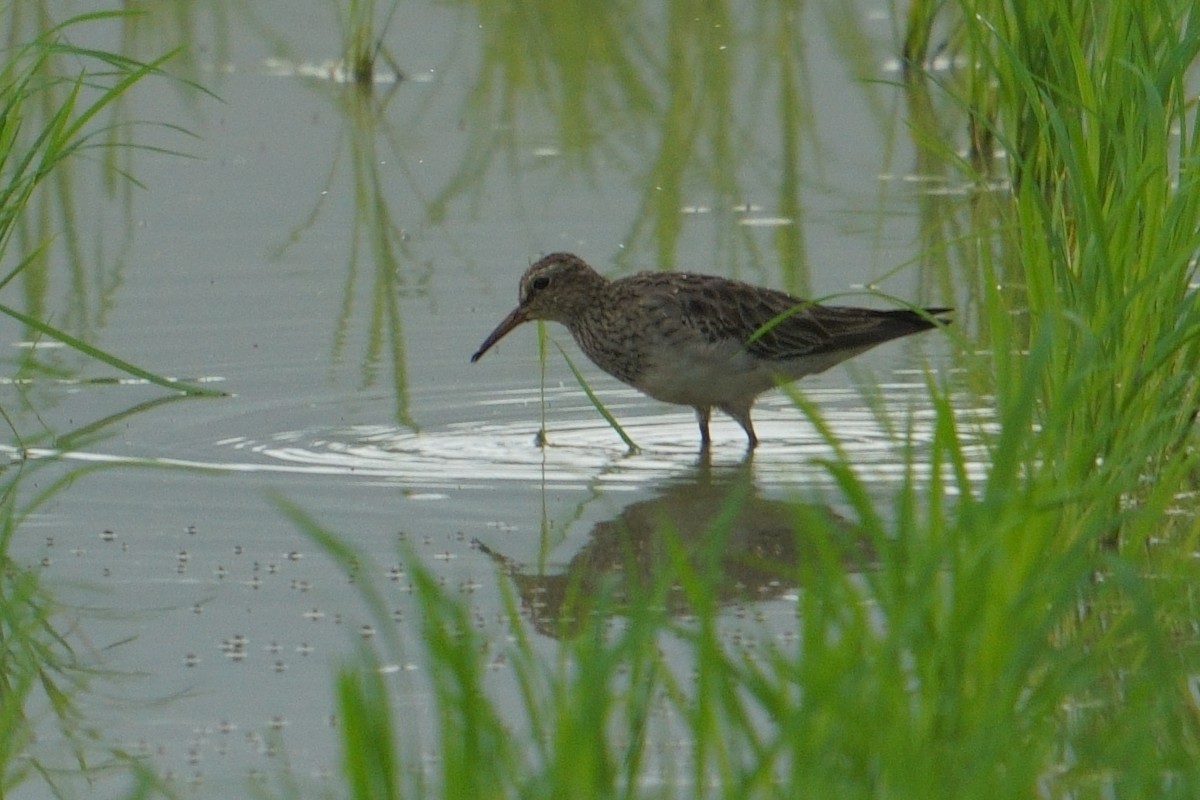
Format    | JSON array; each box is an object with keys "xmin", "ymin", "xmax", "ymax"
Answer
[
  {"xmin": 0, "ymin": 10, "xmax": 219, "ymax": 396},
  {"xmin": 953, "ymin": 0, "xmax": 1200, "ymax": 551},
  {"xmin": 903, "ymin": 0, "xmax": 1200, "ymax": 791}
]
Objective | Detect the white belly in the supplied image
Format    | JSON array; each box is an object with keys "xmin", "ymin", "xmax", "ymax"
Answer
[{"xmin": 632, "ymin": 340, "xmax": 870, "ymax": 407}]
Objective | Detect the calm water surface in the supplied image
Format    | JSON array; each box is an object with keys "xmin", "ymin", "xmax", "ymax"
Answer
[{"xmin": 1, "ymin": 1, "xmax": 990, "ymax": 795}]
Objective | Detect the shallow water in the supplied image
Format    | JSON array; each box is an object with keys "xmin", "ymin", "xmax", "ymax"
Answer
[{"xmin": 0, "ymin": 1, "xmax": 990, "ymax": 795}]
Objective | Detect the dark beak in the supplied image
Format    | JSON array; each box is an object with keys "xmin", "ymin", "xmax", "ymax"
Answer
[{"xmin": 470, "ymin": 306, "xmax": 529, "ymax": 362}]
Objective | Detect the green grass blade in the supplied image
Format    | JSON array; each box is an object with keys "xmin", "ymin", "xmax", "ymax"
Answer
[
  {"xmin": 537, "ymin": 320, "xmax": 548, "ymax": 446},
  {"xmin": 336, "ymin": 655, "xmax": 399, "ymax": 800},
  {"xmin": 551, "ymin": 340, "xmax": 639, "ymax": 452},
  {"xmin": 0, "ymin": 301, "xmax": 224, "ymax": 396}
]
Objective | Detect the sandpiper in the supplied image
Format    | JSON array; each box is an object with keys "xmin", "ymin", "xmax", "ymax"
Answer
[{"xmin": 471, "ymin": 253, "xmax": 950, "ymax": 448}]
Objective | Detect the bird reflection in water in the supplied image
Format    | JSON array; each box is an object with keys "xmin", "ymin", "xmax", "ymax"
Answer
[{"xmin": 475, "ymin": 458, "xmax": 878, "ymax": 638}]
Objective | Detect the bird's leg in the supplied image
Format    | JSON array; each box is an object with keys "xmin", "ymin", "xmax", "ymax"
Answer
[
  {"xmin": 719, "ymin": 402, "xmax": 758, "ymax": 449},
  {"xmin": 695, "ymin": 407, "xmax": 712, "ymax": 449}
]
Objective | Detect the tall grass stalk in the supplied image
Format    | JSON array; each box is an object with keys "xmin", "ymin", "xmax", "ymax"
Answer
[
  {"xmin": 334, "ymin": 0, "xmax": 401, "ymax": 85},
  {"xmin": 536, "ymin": 320, "xmax": 548, "ymax": 446},
  {"xmin": 900, "ymin": 0, "xmax": 948, "ymax": 67}
]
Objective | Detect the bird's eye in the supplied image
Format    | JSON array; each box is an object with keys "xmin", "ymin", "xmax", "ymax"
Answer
[{"xmin": 530, "ymin": 275, "xmax": 550, "ymax": 292}]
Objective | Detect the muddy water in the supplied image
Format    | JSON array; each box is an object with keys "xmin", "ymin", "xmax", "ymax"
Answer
[{"xmin": 0, "ymin": 1, "xmax": 988, "ymax": 795}]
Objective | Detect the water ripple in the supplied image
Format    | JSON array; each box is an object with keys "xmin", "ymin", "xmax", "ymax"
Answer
[{"xmin": 0, "ymin": 392, "xmax": 996, "ymax": 492}]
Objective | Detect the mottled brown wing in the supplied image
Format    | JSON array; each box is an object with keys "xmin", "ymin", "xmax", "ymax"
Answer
[
  {"xmin": 745, "ymin": 301, "xmax": 949, "ymax": 363},
  {"xmin": 628, "ymin": 272, "xmax": 947, "ymax": 362}
]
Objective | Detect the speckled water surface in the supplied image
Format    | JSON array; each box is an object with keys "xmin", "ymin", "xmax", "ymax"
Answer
[{"xmin": 0, "ymin": 2, "xmax": 989, "ymax": 795}]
